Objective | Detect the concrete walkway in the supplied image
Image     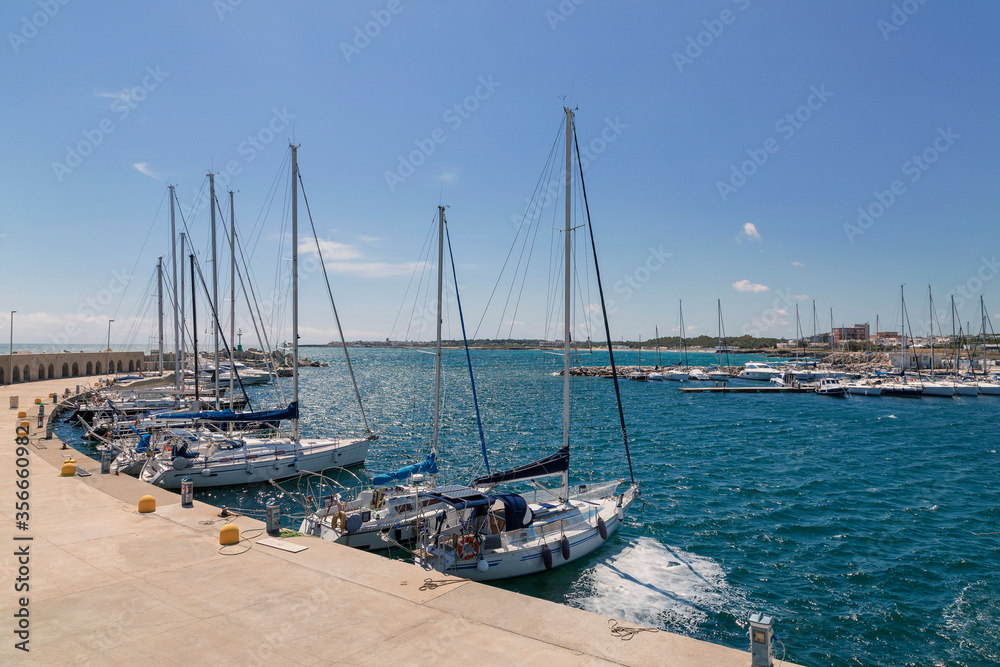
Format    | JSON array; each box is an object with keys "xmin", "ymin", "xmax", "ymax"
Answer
[{"xmin": 1, "ymin": 378, "xmax": 795, "ymax": 666}]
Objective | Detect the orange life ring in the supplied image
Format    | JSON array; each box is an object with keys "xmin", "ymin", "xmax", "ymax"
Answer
[{"xmin": 456, "ymin": 535, "xmax": 480, "ymax": 560}]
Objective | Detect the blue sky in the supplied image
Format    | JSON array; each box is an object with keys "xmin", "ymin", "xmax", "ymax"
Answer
[{"xmin": 2, "ymin": 1, "xmax": 999, "ymax": 347}]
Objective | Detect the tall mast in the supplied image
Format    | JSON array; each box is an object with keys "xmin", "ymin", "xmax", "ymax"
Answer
[
  {"xmin": 562, "ymin": 107, "xmax": 572, "ymax": 457},
  {"xmin": 929, "ymin": 286, "xmax": 934, "ymax": 375},
  {"xmin": 431, "ymin": 205, "xmax": 445, "ymax": 485},
  {"xmin": 229, "ymin": 189, "xmax": 236, "ymax": 407},
  {"xmin": 169, "ymin": 186, "xmax": 180, "ymax": 401},
  {"xmin": 209, "ymin": 172, "xmax": 220, "ymax": 408},
  {"xmin": 180, "ymin": 232, "xmax": 186, "ymax": 381},
  {"xmin": 191, "ymin": 254, "xmax": 200, "ymax": 405},
  {"xmin": 157, "ymin": 257, "xmax": 164, "ymax": 375},
  {"xmin": 561, "ymin": 106, "xmax": 573, "ymax": 502},
  {"xmin": 291, "ymin": 145, "xmax": 300, "ymax": 442}
]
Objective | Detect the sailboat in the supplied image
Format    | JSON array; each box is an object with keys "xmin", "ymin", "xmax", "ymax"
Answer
[
  {"xmin": 626, "ymin": 335, "xmax": 648, "ymax": 381},
  {"xmin": 972, "ymin": 297, "xmax": 1000, "ymax": 395},
  {"xmin": 414, "ymin": 108, "xmax": 640, "ymax": 581},
  {"xmin": 141, "ymin": 145, "xmax": 374, "ymax": 489},
  {"xmin": 663, "ymin": 301, "xmax": 687, "ymax": 381},
  {"xmin": 647, "ymin": 327, "xmax": 663, "ymax": 381},
  {"xmin": 295, "ymin": 206, "xmax": 485, "ymax": 551},
  {"xmin": 707, "ymin": 300, "xmax": 731, "ymax": 381}
]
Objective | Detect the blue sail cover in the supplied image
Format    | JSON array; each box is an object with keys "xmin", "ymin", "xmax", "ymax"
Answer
[
  {"xmin": 371, "ymin": 452, "xmax": 438, "ymax": 487},
  {"xmin": 153, "ymin": 402, "xmax": 298, "ymax": 423},
  {"xmin": 472, "ymin": 445, "xmax": 569, "ymax": 486}
]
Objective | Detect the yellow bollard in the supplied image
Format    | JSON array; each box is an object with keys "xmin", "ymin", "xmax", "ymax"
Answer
[
  {"xmin": 19, "ymin": 420, "xmax": 30, "ymax": 434},
  {"xmin": 34, "ymin": 398, "xmax": 42, "ymax": 405},
  {"xmin": 220, "ymin": 524, "xmax": 240, "ymax": 545},
  {"xmin": 60, "ymin": 460, "xmax": 77, "ymax": 476},
  {"xmin": 137, "ymin": 495, "xmax": 156, "ymax": 513},
  {"xmin": 17, "ymin": 411, "xmax": 26, "ymax": 419}
]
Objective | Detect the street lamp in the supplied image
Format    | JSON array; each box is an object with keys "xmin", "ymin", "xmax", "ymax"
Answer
[
  {"xmin": 107, "ymin": 319, "xmax": 114, "ymax": 377},
  {"xmin": 7, "ymin": 311, "xmax": 14, "ymax": 385}
]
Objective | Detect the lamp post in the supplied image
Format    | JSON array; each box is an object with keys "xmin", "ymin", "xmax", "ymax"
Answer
[
  {"xmin": 7, "ymin": 311, "xmax": 14, "ymax": 385},
  {"xmin": 107, "ymin": 319, "xmax": 114, "ymax": 377}
]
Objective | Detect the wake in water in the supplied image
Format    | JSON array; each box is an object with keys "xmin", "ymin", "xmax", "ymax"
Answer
[{"xmin": 566, "ymin": 537, "xmax": 738, "ymax": 635}]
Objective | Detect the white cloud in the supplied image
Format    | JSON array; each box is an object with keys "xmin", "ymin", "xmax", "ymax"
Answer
[
  {"xmin": 133, "ymin": 162, "xmax": 162, "ymax": 180},
  {"xmin": 323, "ymin": 261, "xmax": 429, "ymax": 278},
  {"xmin": 732, "ymin": 279, "xmax": 769, "ymax": 293},
  {"xmin": 357, "ymin": 235, "xmax": 386, "ymax": 243},
  {"xmin": 790, "ymin": 293, "xmax": 808, "ymax": 301},
  {"xmin": 791, "ymin": 261, "xmax": 805, "ymax": 268},
  {"xmin": 298, "ymin": 239, "xmax": 362, "ymax": 261},
  {"xmin": 94, "ymin": 88, "xmax": 132, "ymax": 105},
  {"xmin": 737, "ymin": 222, "xmax": 761, "ymax": 243}
]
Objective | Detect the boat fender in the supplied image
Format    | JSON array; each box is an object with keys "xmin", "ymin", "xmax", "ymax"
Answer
[
  {"xmin": 246, "ymin": 461, "xmax": 254, "ymax": 474},
  {"xmin": 560, "ymin": 535, "xmax": 570, "ymax": 561},
  {"xmin": 541, "ymin": 544, "xmax": 553, "ymax": 570},
  {"xmin": 344, "ymin": 514, "xmax": 363, "ymax": 534},
  {"xmin": 476, "ymin": 558, "xmax": 490, "ymax": 573},
  {"xmin": 597, "ymin": 516, "xmax": 608, "ymax": 541},
  {"xmin": 201, "ymin": 468, "xmax": 211, "ymax": 477}
]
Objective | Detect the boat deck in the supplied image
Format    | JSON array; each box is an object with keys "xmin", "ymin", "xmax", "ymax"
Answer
[{"xmin": 1, "ymin": 378, "xmax": 802, "ymax": 666}]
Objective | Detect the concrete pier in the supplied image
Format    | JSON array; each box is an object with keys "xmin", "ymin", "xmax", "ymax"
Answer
[{"xmin": 1, "ymin": 378, "xmax": 801, "ymax": 665}]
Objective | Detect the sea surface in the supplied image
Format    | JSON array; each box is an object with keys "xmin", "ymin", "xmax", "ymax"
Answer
[{"xmin": 56, "ymin": 347, "xmax": 1000, "ymax": 666}]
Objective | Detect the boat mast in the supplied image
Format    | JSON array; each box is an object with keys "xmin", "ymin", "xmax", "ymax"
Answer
[
  {"xmin": 190, "ymin": 254, "xmax": 200, "ymax": 405},
  {"xmin": 180, "ymin": 232, "xmax": 187, "ymax": 382},
  {"xmin": 679, "ymin": 300, "xmax": 686, "ymax": 366},
  {"xmin": 561, "ymin": 106, "xmax": 572, "ymax": 502},
  {"xmin": 209, "ymin": 172, "xmax": 220, "ymax": 409},
  {"xmin": 157, "ymin": 257, "xmax": 164, "ymax": 375},
  {"xmin": 928, "ymin": 286, "xmax": 935, "ymax": 376},
  {"xmin": 430, "ymin": 205, "xmax": 445, "ymax": 486},
  {"xmin": 291, "ymin": 144, "xmax": 300, "ymax": 442},
  {"xmin": 229, "ymin": 190, "xmax": 236, "ymax": 407},
  {"xmin": 169, "ymin": 186, "xmax": 180, "ymax": 402}
]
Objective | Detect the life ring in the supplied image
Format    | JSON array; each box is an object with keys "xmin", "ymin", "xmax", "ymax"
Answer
[{"xmin": 456, "ymin": 535, "xmax": 480, "ymax": 560}]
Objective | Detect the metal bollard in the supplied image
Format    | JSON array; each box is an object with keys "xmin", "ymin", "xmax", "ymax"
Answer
[
  {"xmin": 45, "ymin": 422, "xmax": 53, "ymax": 440},
  {"xmin": 101, "ymin": 451, "xmax": 112, "ymax": 474},
  {"xmin": 180, "ymin": 478, "xmax": 194, "ymax": 507},
  {"xmin": 265, "ymin": 503, "xmax": 281, "ymax": 535}
]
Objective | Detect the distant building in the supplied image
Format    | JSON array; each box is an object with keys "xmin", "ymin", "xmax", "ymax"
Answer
[{"xmin": 832, "ymin": 323, "xmax": 870, "ymax": 343}]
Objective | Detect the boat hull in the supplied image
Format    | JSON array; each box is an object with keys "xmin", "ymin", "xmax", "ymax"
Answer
[{"xmin": 141, "ymin": 437, "xmax": 370, "ymax": 489}]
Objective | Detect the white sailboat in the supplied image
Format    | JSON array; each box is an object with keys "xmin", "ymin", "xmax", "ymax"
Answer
[
  {"xmin": 296, "ymin": 206, "xmax": 487, "ymax": 551},
  {"xmin": 707, "ymin": 300, "xmax": 732, "ymax": 381},
  {"xmin": 141, "ymin": 145, "xmax": 373, "ymax": 490},
  {"xmin": 414, "ymin": 108, "xmax": 640, "ymax": 581}
]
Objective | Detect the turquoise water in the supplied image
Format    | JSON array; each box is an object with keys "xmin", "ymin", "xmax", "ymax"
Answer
[{"xmin": 59, "ymin": 347, "xmax": 1000, "ymax": 666}]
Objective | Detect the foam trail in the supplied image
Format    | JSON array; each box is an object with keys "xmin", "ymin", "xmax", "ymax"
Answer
[{"xmin": 567, "ymin": 537, "xmax": 735, "ymax": 634}]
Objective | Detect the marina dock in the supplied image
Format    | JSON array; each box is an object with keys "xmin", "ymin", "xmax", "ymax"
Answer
[
  {"xmin": 680, "ymin": 386, "xmax": 813, "ymax": 393},
  {"xmin": 2, "ymin": 377, "xmax": 801, "ymax": 666}
]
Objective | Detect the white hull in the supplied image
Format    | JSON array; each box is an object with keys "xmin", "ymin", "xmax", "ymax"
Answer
[
  {"xmin": 418, "ymin": 486, "xmax": 637, "ymax": 581},
  {"xmin": 921, "ymin": 382, "xmax": 955, "ymax": 397},
  {"xmin": 953, "ymin": 383, "xmax": 979, "ymax": 396},
  {"xmin": 975, "ymin": 382, "xmax": 1000, "ymax": 395},
  {"xmin": 663, "ymin": 371, "xmax": 687, "ymax": 381},
  {"xmin": 141, "ymin": 437, "xmax": 370, "ymax": 489},
  {"xmin": 846, "ymin": 384, "xmax": 882, "ymax": 396}
]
